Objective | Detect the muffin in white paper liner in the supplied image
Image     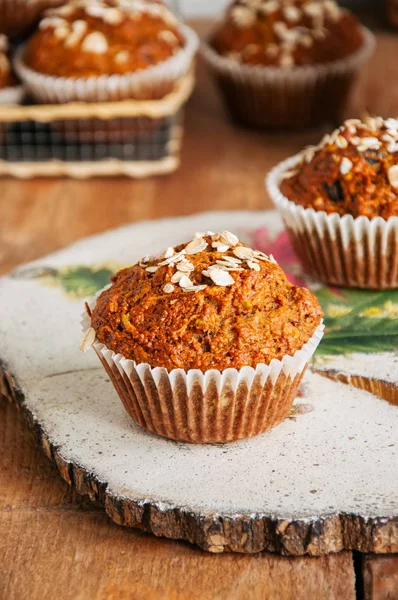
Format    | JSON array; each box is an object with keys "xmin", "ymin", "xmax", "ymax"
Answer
[
  {"xmin": 14, "ymin": 25, "xmax": 199, "ymax": 104},
  {"xmin": 267, "ymin": 154, "xmax": 398, "ymax": 289},
  {"xmin": 0, "ymin": 86, "xmax": 24, "ymax": 104},
  {"xmin": 201, "ymin": 26, "xmax": 375, "ymax": 129},
  {"xmin": 81, "ymin": 303, "xmax": 324, "ymax": 444}
]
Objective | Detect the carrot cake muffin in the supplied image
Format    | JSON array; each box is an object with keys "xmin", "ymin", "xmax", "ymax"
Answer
[
  {"xmin": 0, "ymin": 35, "xmax": 15, "ymax": 90},
  {"xmin": 15, "ymin": 0, "xmax": 198, "ymax": 103},
  {"xmin": 0, "ymin": 0, "xmax": 64, "ymax": 38},
  {"xmin": 267, "ymin": 116, "xmax": 398, "ymax": 288},
  {"xmin": 280, "ymin": 116, "xmax": 398, "ymax": 219},
  {"xmin": 202, "ymin": 0, "xmax": 375, "ymax": 128},
  {"xmin": 0, "ymin": 35, "xmax": 24, "ymax": 104},
  {"xmin": 82, "ymin": 231, "xmax": 324, "ymax": 443},
  {"xmin": 25, "ymin": 0, "xmax": 184, "ymax": 78},
  {"xmin": 211, "ymin": 0, "xmax": 363, "ymax": 69}
]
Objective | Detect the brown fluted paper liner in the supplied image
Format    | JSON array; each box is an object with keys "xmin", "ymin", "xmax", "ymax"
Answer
[
  {"xmin": 267, "ymin": 155, "xmax": 398, "ymax": 289},
  {"xmin": 201, "ymin": 27, "xmax": 375, "ymax": 129},
  {"xmin": 82, "ymin": 307, "xmax": 324, "ymax": 444},
  {"xmin": 0, "ymin": 0, "xmax": 63, "ymax": 37}
]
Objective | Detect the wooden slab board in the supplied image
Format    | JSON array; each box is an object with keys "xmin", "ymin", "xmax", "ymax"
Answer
[
  {"xmin": 0, "ymin": 394, "xmax": 358, "ymax": 600},
  {"xmin": 0, "ymin": 211, "xmax": 397, "ymax": 555}
]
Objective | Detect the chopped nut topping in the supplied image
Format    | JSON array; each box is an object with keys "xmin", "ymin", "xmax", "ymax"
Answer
[
  {"xmin": 81, "ymin": 31, "xmax": 109, "ymax": 54},
  {"xmin": 40, "ymin": 16, "xmax": 69, "ymax": 29},
  {"xmin": 227, "ymin": 0, "xmax": 342, "ymax": 65},
  {"xmin": 114, "ymin": 50, "xmax": 129, "ymax": 64},
  {"xmin": 102, "ymin": 8, "xmax": 124, "ymax": 25},
  {"xmin": 265, "ymin": 43, "xmax": 279, "ymax": 58},
  {"xmin": 231, "ymin": 5, "xmax": 257, "ymax": 28},
  {"xmin": 340, "ymin": 157, "xmax": 353, "ymax": 176},
  {"xmin": 54, "ymin": 26, "xmax": 70, "ymax": 40},
  {"xmin": 261, "ymin": 0, "xmax": 279, "ymax": 15},
  {"xmin": 163, "ymin": 283, "xmax": 174, "ymax": 294},
  {"xmin": 283, "ymin": 5, "xmax": 301, "ymax": 22},
  {"xmin": 336, "ymin": 136, "xmax": 348, "ymax": 149},
  {"xmin": 288, "ymin": 117, "xmax": 398, "ymax": 182},
  {"xmin": 158, "ymin": 30, "xmax": 179, "ymax": 46},
  {"xmin": 64, "ymin": 20, "xmax": 87, "ymax": 48},
  {"xmin": 279, "ymin": 53, "xmax": 294, "ymax": 68},
  {"xmin": 146, "ymin": 266, "xmax": 159, "ymax": 273}
]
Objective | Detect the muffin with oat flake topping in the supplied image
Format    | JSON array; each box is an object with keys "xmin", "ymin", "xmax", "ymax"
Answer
[
  {"xmin": 0, "ymin": 34, "xmax": 24, "ymax": 105},
  {"xmin": 81, "ymin": 231, "xmax": 324, "ymax": 443},
  {"xmin": 15, "ymin": 0, "xmax": 199, "ymax": 103},
  {"xmin": 201, "ymin": 0, "xmax": 375, "ymax": 129},
  {"xmin": 267, "ymin": 116, "xmax": 398, "ymax": 289}
]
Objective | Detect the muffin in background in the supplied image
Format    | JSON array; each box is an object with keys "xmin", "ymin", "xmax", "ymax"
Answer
[
  {"xmin": 267, "ymin": 116, "xmax": 398, "ymax": 289},
  {"xmin": 387, "ymin": 0, "xmax": 398, "ymax": 28},
  {"xmin": 0, "ymin": 35, "xmax": 24, "ymax": 104},
  {"xmin": 14, "ymin": 0, "xmax": 199, "ymax": 103},
  {"xmin": 0, "ymin": 0, "xmax": 64, "ymax": 38},
  {"xmin": 202, "ymin": 0, "xmax": 375, "ymax": 129},
  {"xmin": 81, "ymin": 231, "xmax": 324, "ymax": 444}
]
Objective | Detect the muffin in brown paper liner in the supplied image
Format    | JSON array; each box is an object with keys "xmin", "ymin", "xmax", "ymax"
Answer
[
  {"xmin": 387, "ymin": 0, "xmax": 398, "ymax": 29},
  {"xmin": 202, "ymin": 25, "xmax": 375, "ymax": 130},
  {"xmin": 0, "ymin": 0, "xmax": 64, "ymax": 38},
  {"xmin": 267, "ymin": 116, "xmax": 398, "ymax": 289},
  {"xmin": 80, "ymin": 231, "xmax": 324, "ymax": 444}
]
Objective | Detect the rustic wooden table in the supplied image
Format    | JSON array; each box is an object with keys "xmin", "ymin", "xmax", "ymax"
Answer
[{"xmin": 1, "ymin": 21, "xmax": 398, "ymax": 600}]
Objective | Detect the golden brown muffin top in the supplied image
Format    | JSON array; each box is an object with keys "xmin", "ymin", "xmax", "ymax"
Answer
[
  {"xmin": 88, "ymin": 231, "xmax": 323, "ymax": 371},
  {"xmin": 25, "ymin": 0, "xmax": 184, "ymax": 78},
  {"xmin": 211, "ymin": 0, "xmax": 363, "ymax": 68},
  {"xmin": 0, "ymin": 34, "xmax": 16, "ymax": 89},
  {"xmin": 280, "ymin": 116, "xmax": 398, "ymax": 219}
]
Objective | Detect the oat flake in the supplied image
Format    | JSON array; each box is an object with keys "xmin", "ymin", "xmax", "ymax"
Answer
[
  {"xmin": 79, "ymin": 327, "xmax": 96, "ymax": 352},
  {"xmin": 388, "ymin": 165, "xmax": 398, "ymax": 189}
]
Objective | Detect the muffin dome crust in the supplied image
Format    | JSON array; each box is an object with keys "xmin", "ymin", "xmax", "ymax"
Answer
[
  {"xmin": 281, "ymin": 116, "xmax": 398, "ymax": 219},
  {"xmin": 90, "ymin": 231, "xmax": 323, "ymax": 371}
]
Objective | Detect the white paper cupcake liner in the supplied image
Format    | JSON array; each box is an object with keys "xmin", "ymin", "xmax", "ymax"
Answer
[
  {"xmin": 267, "ymin": 154, "xmax": 398, "ymax": 289},
  {"xmin": 14, "ymin": 25, "xmax": 199, "ymax": 104},
  {"xmin": 81, "ymin": 303, "xmax": 324, "ymax": 444},
  {"xmin": 0, "ymin": 85, "xmax": 24, "ymax": 104},
  {"xmin": 201, "ymin": 26, "xmax": 375, "ymax": 129}
]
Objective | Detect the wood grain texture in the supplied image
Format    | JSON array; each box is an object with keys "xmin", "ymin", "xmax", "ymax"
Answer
[
  {"xmin": 3, "ymin": 364, "xmax": 397, "ymax": 559},
  {"xmin": 363, "ymin": 555, "xmax": 398, "ymax": 600},
  {"xmin": 0, "ymin": 391, "xmax": 356, "ymax": 600},
  {"xmin": 1, "ymin": 21, "xmax": 398, "ymax": 599},
  {"xmin": 2, "ymin": 29, "xmax": 398, "ymax": 275}
]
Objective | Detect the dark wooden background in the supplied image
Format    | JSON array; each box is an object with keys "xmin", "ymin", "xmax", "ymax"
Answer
[{"xmin": 1, "ymin": 19, "xmax": 398, "ymax": 600}]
